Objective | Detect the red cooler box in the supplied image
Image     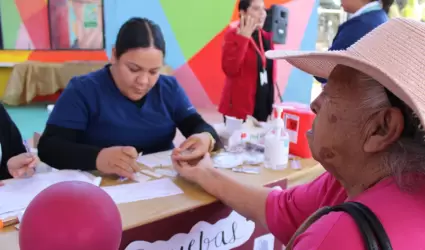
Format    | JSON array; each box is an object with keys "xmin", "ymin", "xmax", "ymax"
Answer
[{"xmin": 274, "ymin": 102, "xmax": 315, "ymax": 158}]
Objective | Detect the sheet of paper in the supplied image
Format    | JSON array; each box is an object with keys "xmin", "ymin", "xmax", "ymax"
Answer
[
  {"xmin": 133, "ymin": 173, "xmax": 151, "ymax": 183},
  {"xmin": 155, "ymin": 169, "xmax": 178, "ymax": 177},
  {"xmin": 102, "ymin": 178, "xmax": 183, "ymax": 204},
  {"xmin": 137, "ymin": 154, "xmax": 157, "ymax": 168},
  {"xmin": 137, "ymin": 150, "xmax": 172, "ymax": 168},
  {"xmin": 0, "ymin": 170, "xmax": 101, "ymax": 216},
  {"xmin": 141, "ymin": 169, "xmax": 162, "ymax": 178},
  {"xmin": 34, "ymin": 162, "xmax": 57, "ymax": 174},
  {"xmin": 0, "ymin": 209, "xmax": 24, "ymax": 221}
]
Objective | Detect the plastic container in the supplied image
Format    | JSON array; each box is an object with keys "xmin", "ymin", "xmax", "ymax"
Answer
[
  {"xmin": 272, "ymin": 102, "xmax": 315, "ymax": 158},
  {"xmin": 225, "ymin": 116, "xmax": 243, "ymax": 135},
  {"xmin": 264, "ymin": 107, "xmax": 290, "ymax": 170}
]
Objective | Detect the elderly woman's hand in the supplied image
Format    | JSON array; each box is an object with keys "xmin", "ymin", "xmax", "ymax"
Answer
[
  {"xmin": 172, "ymin": 132, "xmax": 214, "ymax": 164},
  {"xmin": 7, "ymin": 153, "xmax": 39, "ymax": 178},
  {"xmin": 172, "ymin": 153, "xmax": 214, "ymax": 183}
]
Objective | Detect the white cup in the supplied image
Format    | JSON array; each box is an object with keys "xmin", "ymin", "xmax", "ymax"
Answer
[{"xmin": 225, "ymin": 116, "xmax": 243, "ymax": 135}]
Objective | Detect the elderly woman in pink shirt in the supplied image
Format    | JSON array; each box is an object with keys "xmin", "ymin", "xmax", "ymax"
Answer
[{"xmin": 172, "ymin": 18, "xmax": 425, "ymax": 250}]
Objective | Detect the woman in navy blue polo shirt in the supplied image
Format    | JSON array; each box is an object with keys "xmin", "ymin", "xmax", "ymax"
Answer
[
  {"xmin": 317, "ymin": 0, "xmax": 393, "ymax": 85},
  {"xmin": 38, "ymin": 18, "xmax": 220, "ymax": 179}
]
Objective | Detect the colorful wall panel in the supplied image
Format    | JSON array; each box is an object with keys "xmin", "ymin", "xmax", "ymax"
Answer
[
  {"xmin": 49, "ymin": 0, "xmax": 104, "ymax": 49},
  {"xmin": 104, "ymin": 0, "xmax": 318, "ymax": 107},
  {"xmin": 0, "ymin": 0, "xmax": 50, "ymax": 49},
  {"xmin": 0, "ymin": 0, "xmax": 318, "ymax": 106},
  {"xmin": 0, "ymin": 0, "xmax": 104, "ymax": 50}
]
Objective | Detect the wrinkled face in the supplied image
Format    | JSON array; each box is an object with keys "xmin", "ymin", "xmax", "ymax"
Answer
[
  {"xmin": 243, "ymin": 0, "xmax": 267, "ymax": 29},
  {"xmin": 308, "ymin": 66, "xmax": 404, "ymax": 174},
  {"xmin": 111, "ymin": 47, "xmax": 163, "ymax": 101}
]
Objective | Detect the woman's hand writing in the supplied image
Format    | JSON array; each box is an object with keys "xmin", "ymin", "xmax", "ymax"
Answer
[
  {"xmin": 7, "ymin": 153, "xmax": 39, "ymax": 178},
  {"xmin": 96, "ymin": 146, "xmax": 139, "ymax": 179}
]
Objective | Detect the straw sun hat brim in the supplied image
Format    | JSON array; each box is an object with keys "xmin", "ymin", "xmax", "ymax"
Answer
[{"xmin": 265, "ymin": 49, "xmax": 425, "ymax": 128}]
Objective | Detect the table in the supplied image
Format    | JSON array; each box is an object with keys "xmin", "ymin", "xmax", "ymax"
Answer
[
  {"xmin": 2, "ymin": 61, "xmax": 107, "ymax": 105},
  {"xmin": 0, "ymin": 159, "xmax": 325, "ymax": 250}
]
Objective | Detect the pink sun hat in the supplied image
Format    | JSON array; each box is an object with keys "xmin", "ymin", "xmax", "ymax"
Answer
[{"xmin": 265, "ymin": 18, "xmax": 425, "ymax": 127}]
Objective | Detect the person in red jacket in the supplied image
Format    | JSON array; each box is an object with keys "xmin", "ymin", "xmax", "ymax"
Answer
[{"xmin": 219, "ymin": 0, "xmax": 275, "ymax": 122}]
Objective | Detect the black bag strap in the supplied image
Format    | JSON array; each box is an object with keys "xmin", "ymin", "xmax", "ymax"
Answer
[
  {"xmin": 349, "ymin": 202, "xmax": 393, "ymax": 249},
  {"xmin": 286, "ymin": 201, "xmax": 393, "ymax": 250},
  {"xmin": 331, "ymin": 202, "xmax": 393, "ymax": 250},
  {"xmin": 331, "ymin": 202, "xmax": 379, "ymax": 249}
]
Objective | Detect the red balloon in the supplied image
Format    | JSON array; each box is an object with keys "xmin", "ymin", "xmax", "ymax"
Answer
[{"xmin": 19, "ymin": 181, "xmax": 122, "ymax": 250}]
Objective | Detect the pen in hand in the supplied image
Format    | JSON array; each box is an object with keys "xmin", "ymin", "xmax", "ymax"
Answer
[
  {"xmin": 23, "ymin": 140, "xmax": 30, "ymax": 152},
  {"xmin": 119, "ymin": 151, "xmax": 143, "ymax": 182},
  {"xmin": 23, "ymin": 140, "xmax": 37, "ymax": 174}
]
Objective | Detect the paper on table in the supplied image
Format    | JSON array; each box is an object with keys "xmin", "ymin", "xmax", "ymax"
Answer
[
  {"xmin": 0, "ymin": 209, "xmax": 24, "ymax": 221},
  {"xmin": 133, "ymin": 172, "xmax": 151, "ymax": 183},
  {"xmin": 0, "ymin": 170, "xmax": 101, "ymax": 216},
  {"xmin": 141, "ymin": 169, "xmax": 162, "ymax": 178},
  {"xmin": 155, "ymin": 169, "xmax": 178, "ymax": 177},
  {"xmin": 102, "ymin": 178, "xmax": 183, "ymax": 204},
  {"xmin": 137, "ymin": 150, "xmax": 172, "ymax": 168}
]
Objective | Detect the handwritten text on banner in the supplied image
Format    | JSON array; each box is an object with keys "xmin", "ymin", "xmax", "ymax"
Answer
[{"xmin": 125, "ymin": 211, "xmax": 255, "ymax": 250}]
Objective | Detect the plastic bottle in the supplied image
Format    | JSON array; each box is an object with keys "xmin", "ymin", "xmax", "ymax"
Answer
[{"xmin": 264, "ymin": 106, "xmax": 290, "ymax": 170}]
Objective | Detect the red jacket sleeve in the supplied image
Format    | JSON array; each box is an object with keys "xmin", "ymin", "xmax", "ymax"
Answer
[{"xmin": 221, "ymin": 27, "xmax": 250, "ymax": 77}]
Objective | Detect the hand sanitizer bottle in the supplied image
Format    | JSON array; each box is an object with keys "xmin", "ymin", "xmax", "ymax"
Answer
[{"xmin": 264, "ymin": 106, "xmax": 290, "ymax": 170}]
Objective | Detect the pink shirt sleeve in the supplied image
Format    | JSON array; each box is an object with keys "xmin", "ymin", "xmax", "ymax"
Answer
[{"xmin": 265, "ymin": 172, "xmax": 346, "ymax": 244}]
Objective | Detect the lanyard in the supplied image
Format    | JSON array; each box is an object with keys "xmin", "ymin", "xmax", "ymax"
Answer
[{"xmin": 250, "ymin": 34, "xmax": 266, "ymax": 69}]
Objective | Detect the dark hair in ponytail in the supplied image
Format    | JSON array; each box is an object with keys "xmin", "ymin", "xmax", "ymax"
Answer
[
  {"xmin": 379, "ymin": 0, "xmax": 395, "ymax": 14},
  {"xmin": 238, "ymin": 0, "xmax": 253, "ymax": 12},
  {"xmin": 115, "ymin": 17, "xmax": 166, "ymax": 59}
]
